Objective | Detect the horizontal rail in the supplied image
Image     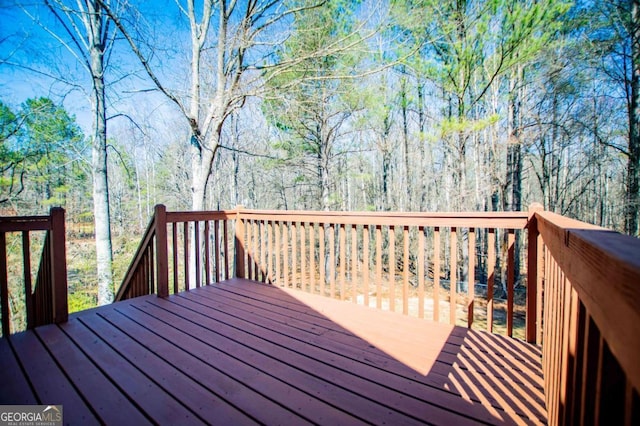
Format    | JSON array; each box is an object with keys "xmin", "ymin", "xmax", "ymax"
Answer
[
  {"xmin": 536, "ymin": 210, "xmax": 640, "ymax": 425},
  {"xmin": 238, "ymin": 209, "xmax": 529, "ymax": 229},
  {"xmin": 236, "ymin": 209, "xmax": 533, "ymax": 336},
  {"xmin": 166, "ymin": 210, "xmax": 237, "ymax": 223}
]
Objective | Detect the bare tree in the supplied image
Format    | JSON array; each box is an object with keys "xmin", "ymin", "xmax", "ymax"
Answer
[
  {"xmin": 100, "ymin": 0, "xmax": 348, "ymax": 211},
  {"xmin": 20, "ymin": 0, "xmax": 118, "ymax": 304}
]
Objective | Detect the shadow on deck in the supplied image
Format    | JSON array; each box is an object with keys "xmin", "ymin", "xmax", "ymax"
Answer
[{"xmin": 0, "ymin": 278, "xmax": 545, "ymax": 425}]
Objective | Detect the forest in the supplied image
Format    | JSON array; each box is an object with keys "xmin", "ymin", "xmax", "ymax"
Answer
[{"xmin": 0, "ymin": 0, "xmax": 638, "ymax": 311}]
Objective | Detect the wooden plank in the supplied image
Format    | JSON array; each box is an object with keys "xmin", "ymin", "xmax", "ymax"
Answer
[
  {"xmin": 211, "ymin": 282, "xmax": 544, "ymax": 384},
  {"xmin": 223, "ymin": 219, "xmax": 229, "ymax": 279},
  {"xmin": 507, "ymin": 229, "xmax": 515, "ymax": 337},
  {"xmin": 319, "ymin": 224, "xmax": 325, "ymax": 295},
  {"xmin": 375, "ymin": 225, "xmax": 382, "ymax": 310},
  {"xmin": 172, "ymin": 223, "xmax": 179, "ymax": 293},
  {"xmin": 204, "ymin": 220, "xmax": 211, "ymax": 285},
  {"xmin": 418, "ymin": 228, "xmax": 425, "ymax": 319},
  {"xmin": 10, "ymin": 329, "xmax": 99, "ymax": 424},
  {"xmin": 329, "ymin": 224, "xmax": 335, "ymax": 298},
  {"xmin": 238, "ymin": 210, "xmax": 529, "ymax": 229},
  {"xmin": 309, "ymin": 224, "xmax": 315, "ymax": 294},
  {"xmin": 339, "ymin": 224, "xmax": 346, "ymax": 301},
  {"xmin": 388, "ymin": 226, "xmax": 396, "ymax": 312},
  {"xmin": 152, "ymin": 294, "xmax": 488, "ymax": 425},
  {"xmin": 183, "ymin": 221, "xmax": 190, "ymax": 290},
  {"xmin": 215, "ymin": 220, "xmax": 221, "ymax": 283},
  {"xmin": 403, "ymin": 226, "xmax": 409, "ymax": 315},
  {"xmin": 450, "ymin": 227, "xmax": 457, "ymax": 325},
  {"xmin": 267, "ymin": 221, "xmax": 273, "ymax": 284},
  {"xmin": 537, "ymin": 211, "xmax": 640, "ymax": 392},
  {"xmin": 35, "ymin": 324, "xmax": 151, "ymax": 425},
  {"xmin": 260, "ymin": 220, "xmax": 267, "ymax": 282},
  {"xmin": 569, "ymin": 299, "xmax": 587, "ymax": 425},
  {"xmin": 275, "ymin": 221, "xmax": 281, "ymax": 285},
  {"xmin": 245, "ymin": 220, "xmax": 253, "ymax": 281},
  {"xmin": 79, "ymin": 312, "xmax": 253, "ymax": 425},
  {"xmin": 526, "ymin": 205, "xmax": 542, "ymax": 343},
  {"xmin": 253, "ymin": 221, "xmax": 259, "ymax": 281},
  {"xmin": 138, "ymin": 298, "xmax": 399, "ymax": 425},
  {"xmin": 468, "ymin": 228, "xmax": 475, "ymax": 328},
  {"xmin": 363, "ymin": 225, "xmax": 370, "ymax": 307},
  {"xmin": 579, "ymin": 316, "xmax": 600, "ymax": 424},
  {"xmin": 194, "ymin": 221, "xmax": 201, "ymax": 288},
  {"xmin": 300, "ymin": 222, "xmax": 306, "ymax": 289},
  {"xmin": 536, "ymin": 237, "xmax": 544, "ymax": 345},
  {"xmin": 351, "ymin": 225, "xmax": 358, "ymax": 303},
  {"xmin": 0, "ymin": 337, "xmax": 36, "ymax": 403},
  {"xmin": 283, "ymin": 222, "xmax": 289, "ymax": 287},
  {"xmin": 434, "ymin": 227, "xmax": 441, "ymax": 322},
  {"xmin": 22, "ymin": 232, "xmax": 33, "ymax": 329},
  {"xmin": 234, "ymin": 212, "xmax": 245, "ymax": 279},
  {"xmin": 61, "ymin": 316, "xmax": 204, "ymax": 425},
  {"xmin": 291, "ymin": 222, "xmax": 297, "ymax": 287},
  {"xmin": 202, "ymin": 283, "xmax": 544, "ymax": 423},
  {"xmin": 487, "ymin": 229, "xmax": 495, "ymax": 333},
  {"xmin": 101, "ymin": 306, "xmax": 297, "ymax": 425}
]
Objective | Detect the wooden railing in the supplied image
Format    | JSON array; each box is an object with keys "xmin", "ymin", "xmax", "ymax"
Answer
[
  {"xmin": 116, "ymin": 205, "xmax": 237, "ymax": 301},
  {"xmin": 0, "ymin": 208, "xmax": 67, "ymax": 336},
  {"xmin": 117, "ymin": 204, "xmax": 640, "ymax": 422},
  {"xmin": 235, "ymin": 207, "xmax": 538, "ymax": 338},
  {"xmin": 534, "ymin": 210, "xmax": 640, "ymax": 425},
  {"xmin": 119, "ymin": 205, "xmax": 538, "ymax": 337}
]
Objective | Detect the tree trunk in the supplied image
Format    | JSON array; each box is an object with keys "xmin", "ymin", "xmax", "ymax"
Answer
[
  {"xmin": 401, "ymin": 76, "xmax": 410, "ymax": 210},
  {"xmin": 627, "ymin": 0, "xmax": 640, "ymax": 236},
  {"xmin": 89, "ymin": 1, "xmax": 113, "ymax": 306}
]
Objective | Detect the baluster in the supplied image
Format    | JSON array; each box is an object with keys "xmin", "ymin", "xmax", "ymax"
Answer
[
  {"xmin": 375, "ymin": 225, "xmax": 382, "ymax": 310},
  {"xmin": 507, "ymin": 228, "xmax": 515, "ymax": 336},
  {"xmin": 363, "ymin": 225, "xmax": 370, "ymax": 307},
  {"xmin": 487, "ymin": 228, "xmax": 495, "ymax": 332},
  {"xmin": 434, "ymin": 227, "xmax": 440, "ymax": 322},
  {"xmin": 329, "ymin": 224, "xmax": 335, "ymax": 298},
  {"xmin": 309, "ymin": 224, "xmax": 315, "ymax": 294},
  {"xmin": 468, "ymin": 227, "xmax": 475, "ymax": 328},
  {"xmin": 389, "ymin": 226, "xmax": 396, "ymax": 313},
  {"xmin": 450, "ymin": 227, "xmax": 457, "ymax": 325},
  {"xmin": 403, "ymin": 226, "xmax": 409, "ymax": 315},
  {"xmin": 339, "ymin": 224, "xmax": 346, "ymax": 301},
  {"xmin": 418, "ymin": 227, "xmax": 425, "ymax": 319},
  {"xmin": 351, "ymin": 225, "xmax": 358, "ymax": 303}
]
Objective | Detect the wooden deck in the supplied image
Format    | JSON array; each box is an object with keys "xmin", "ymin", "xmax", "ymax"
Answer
[{"xmin": 0, "ymin": 278, "xmax": 546, "ymax": 425}]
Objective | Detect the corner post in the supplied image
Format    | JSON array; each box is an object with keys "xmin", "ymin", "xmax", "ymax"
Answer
[
  {"xmin": 155, "ymin": 205, "xmax": 169, "ymax": 298},
  {"xmin": 526, "ymin": 203, "xmax": 544, "ymax": 343},
  {"xmin": 234, "ymin": 206, "xmax": 245, "ymax": 279},
  {"xmin": 50, "ymin": 207, "xmax": 68, "ymax": 324}
]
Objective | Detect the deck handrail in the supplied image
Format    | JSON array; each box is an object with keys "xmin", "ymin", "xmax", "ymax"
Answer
[
  {"xmin": 235, "ymin": 206, "xmax": 535, "ymax": 337},
  {"xmin": 116, "ymin": 205, "xmax": 238, "ymax": 301},
  {"xmin": 535, "ymin": 210, "xmax": 640, "ymax": 424},
  {"xmin": 114, "ymin": 203, "xmax": 640, "ymax": 422},
  {"xmin": 0, "ymin": 208, "xmax": 67, "ymax": 336}
]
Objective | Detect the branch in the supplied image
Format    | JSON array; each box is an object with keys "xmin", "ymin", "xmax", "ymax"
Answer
[{"xmin": 96, "ymin": 0, "xmax": 189, "ymax": 119}]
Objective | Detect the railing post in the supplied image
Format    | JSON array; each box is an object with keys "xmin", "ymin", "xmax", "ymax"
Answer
[
  {"xmin": 50, "ymin": 207, "xmax": 68, "ymax": 324},
  {"xmin": 234, "ymin": 206, "xmax": 245, "ymax": 279},
  {"xmin": 526, "ymin": 203, "xmax": 544, "ymax": 343},
  {"xmin": 155, "ymin": 205, "xmax": 169, "ymax": 298},
  {"xmin": 0, "ymin": 231, "xmax": 8, "ymax": 336}
]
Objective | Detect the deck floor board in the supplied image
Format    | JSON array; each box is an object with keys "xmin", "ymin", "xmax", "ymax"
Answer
[{"xmin": 0, "ymin": 278, "xmax": 546, "ymax": 425}]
